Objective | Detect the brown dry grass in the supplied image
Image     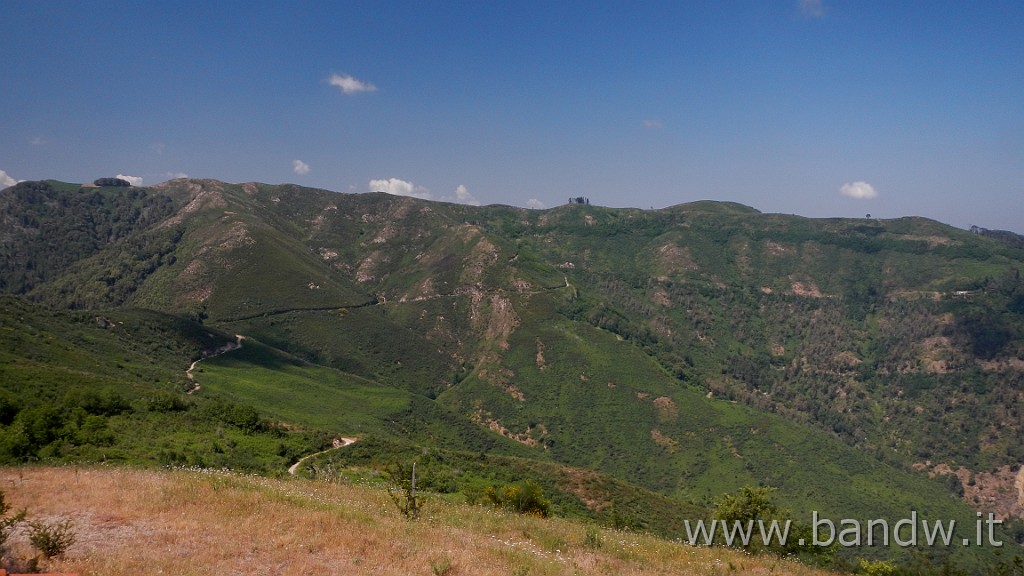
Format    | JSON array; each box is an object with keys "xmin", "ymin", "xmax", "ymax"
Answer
[{"xmin": 0, "ymin": 466, "xmax": 835, "ymax": 575}]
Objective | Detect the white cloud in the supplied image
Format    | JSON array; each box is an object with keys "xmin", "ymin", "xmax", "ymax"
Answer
[
  {"xmin": 328, "ymin": 73, "xmax": 377, "ymax": 95},
  {"xmin": 441, "ymin": 184, "xmax": 480, "ymax": 206},
  {"xmin": 30, "ymin": 136, "xmax": 45, "ymax": 145},
  {"xmin": 800, "ymin": 0, "xmax": 824, "ymax": 18},
  {"xmin": 525, "ymin": 198, "xmax": 546, "ymax": 210},
  {"xmin": 116, "ymin": 174, "xmax": 144, "ymax": 186},
  {"xmin": 1, "ymin": 170, "xmax": 21, "ymax": 188},
  {"xmin": 161, "ymin": 172, "xmax": 189, "ymax": 180},
  {"xmin": 642, "ymin": 119, "xmax": 663, "ymax": 129},
  {"xmin": 839, "ymin": 181, "xmax": 878, "ymax": 200},
  {"xmin": 369, "ymin": 178, "xmax": 432, "ymax": 200},
  {"xmin": 293, "ymin": 159, "xmax": 311, "ymax": 175}
]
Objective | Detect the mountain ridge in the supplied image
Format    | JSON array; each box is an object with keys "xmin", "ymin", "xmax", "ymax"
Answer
[{"xmin": 2, "ymin": 177, "xmax": 1023, "ymax": 570}]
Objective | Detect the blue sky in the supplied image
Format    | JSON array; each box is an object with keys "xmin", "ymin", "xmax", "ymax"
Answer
[{"xmin": 2, "ymin": 1, "xmax": 1022, "ymax": 231}]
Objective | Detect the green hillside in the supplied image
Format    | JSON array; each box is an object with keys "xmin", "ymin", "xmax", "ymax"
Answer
[{"xmin": 3, "ymin": 178, "xmax": 1024, "ymax": 572}]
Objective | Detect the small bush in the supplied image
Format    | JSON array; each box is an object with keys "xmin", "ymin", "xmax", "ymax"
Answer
[
  {"xmin": 0, "ymin": 490, "xmax": 26, "ymax": 550},
  {"xmin": 26, "ymin": 518, "xmax": 76, "ymax": 559},
  {"xmin": 386, "ymin": 461, "xmax": 422, "ymax": 520},
  {"xmin": 712, "ymin": 485, "xmax": 837, "ymax": 564},
  {"xmin": 429, "ymin": 554, "xmax": 453, "ymax": 575},
  {"xmin": 859, "ymin": 559, "xmax": 896, "ymax": 576},
  {"xmin": 713, "ymin": 486, "xmax": 778, "ymax": 527},
  {"xmin": 484, "ymin": 479, "xmax": 550, "ymax": 517}
]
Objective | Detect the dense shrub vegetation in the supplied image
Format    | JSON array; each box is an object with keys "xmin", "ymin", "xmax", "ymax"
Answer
[{"xmin": 3, "ymin": 179, "xmax": 1023, "ymax": 572}]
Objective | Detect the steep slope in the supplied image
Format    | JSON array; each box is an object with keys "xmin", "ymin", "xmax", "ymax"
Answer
[
  {"xmin": 3, "ymin": 178, "xmax": 1024, "ymax": 570},
  {"xmin": 0, "ymin": 179, "xmax": 188, "ymax": 303},
  {"xmin": 507, "ymin": 204, "xmax": 1024, "ymax": 473}
]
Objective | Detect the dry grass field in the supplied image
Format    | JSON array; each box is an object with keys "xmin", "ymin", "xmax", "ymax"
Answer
[{"xmin": 0, "ymin": 466, "xmax": 839, "ymax": 576}]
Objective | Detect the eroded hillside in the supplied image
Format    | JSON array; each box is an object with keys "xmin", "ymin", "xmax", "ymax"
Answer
[{"xmin": 3, "ymin": 178, "xmax": 1023, "ymax": 570}]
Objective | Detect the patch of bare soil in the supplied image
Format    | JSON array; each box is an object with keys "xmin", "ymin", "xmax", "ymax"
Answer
[
  {"xmin": 462, "ymin": 232, "xmax": 499, "ymax": 285},
  {"xmin": 898, "ymin": 234, "xmax": 955, "ymax": 247},
  {"xmin": 535, "ymin": 338, "xmax": 547, "ymax": 371},
  {"xmin": 790, "ymin": 281, "xmax": 826, "ymax": 298},
  {"xmin": 650, "ymin": 429, "xmax": 679, "ymax": 453},
  {"xmin": 978, "ymin": 357, "xmax": 1024, "ymax": 372},
  {"xmin": 918, "ymin": 336, "xmax": 954, "ymax": 374},
  {"xmin": 205, "ymin": 221, "xmax": 255, "ymax": 254},
  {"xmin": 158, "ymin": 180, "xmax": 228, "ymax": 228},
  {"xmin": 468, "ymin": 290, "xmax": 519, "ymax": 351},
  {"xmin": 764, "ymin": 240, "xmax": 794, "ymax": 256},
  {"xmin": 356, "ymin": 250, "xmax": 385, "ymax": 282},
  {"xmin": 652, "ymin": 287, "xmax": 671, "ymax": 307},
  {"xmin": 476, "ymin": 360, "xmax": 525, "ymax": 401},
  {"xmin": 656, "ymin": 243, "xmax": 698, "ymax": 275},
  {"xmin": 923, "ymin": 462, "xmax": 1024, "ymax": 520},
  {"xmin": 652, "ymin": 397, "xmax": 678, "ymax": 423}
]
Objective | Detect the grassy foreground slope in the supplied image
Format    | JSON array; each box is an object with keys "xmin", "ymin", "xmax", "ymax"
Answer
[{"xmin": 1, "ymin": 466, "xmax": 831, "ymax": 576}]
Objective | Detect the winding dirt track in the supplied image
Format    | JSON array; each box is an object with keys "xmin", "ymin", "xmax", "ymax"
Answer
[
  {"xmin": 288, "ymin": 437, "xmax": 357, "ymax": 475},
  {"xmin": 185, "ymin": 334, "xmax": 244, "ymax": 394}
]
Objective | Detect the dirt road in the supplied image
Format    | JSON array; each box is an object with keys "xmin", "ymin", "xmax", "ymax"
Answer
[{"xmin": 288, "ymin": 437, "xmax": 357, "ymax": 475}]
